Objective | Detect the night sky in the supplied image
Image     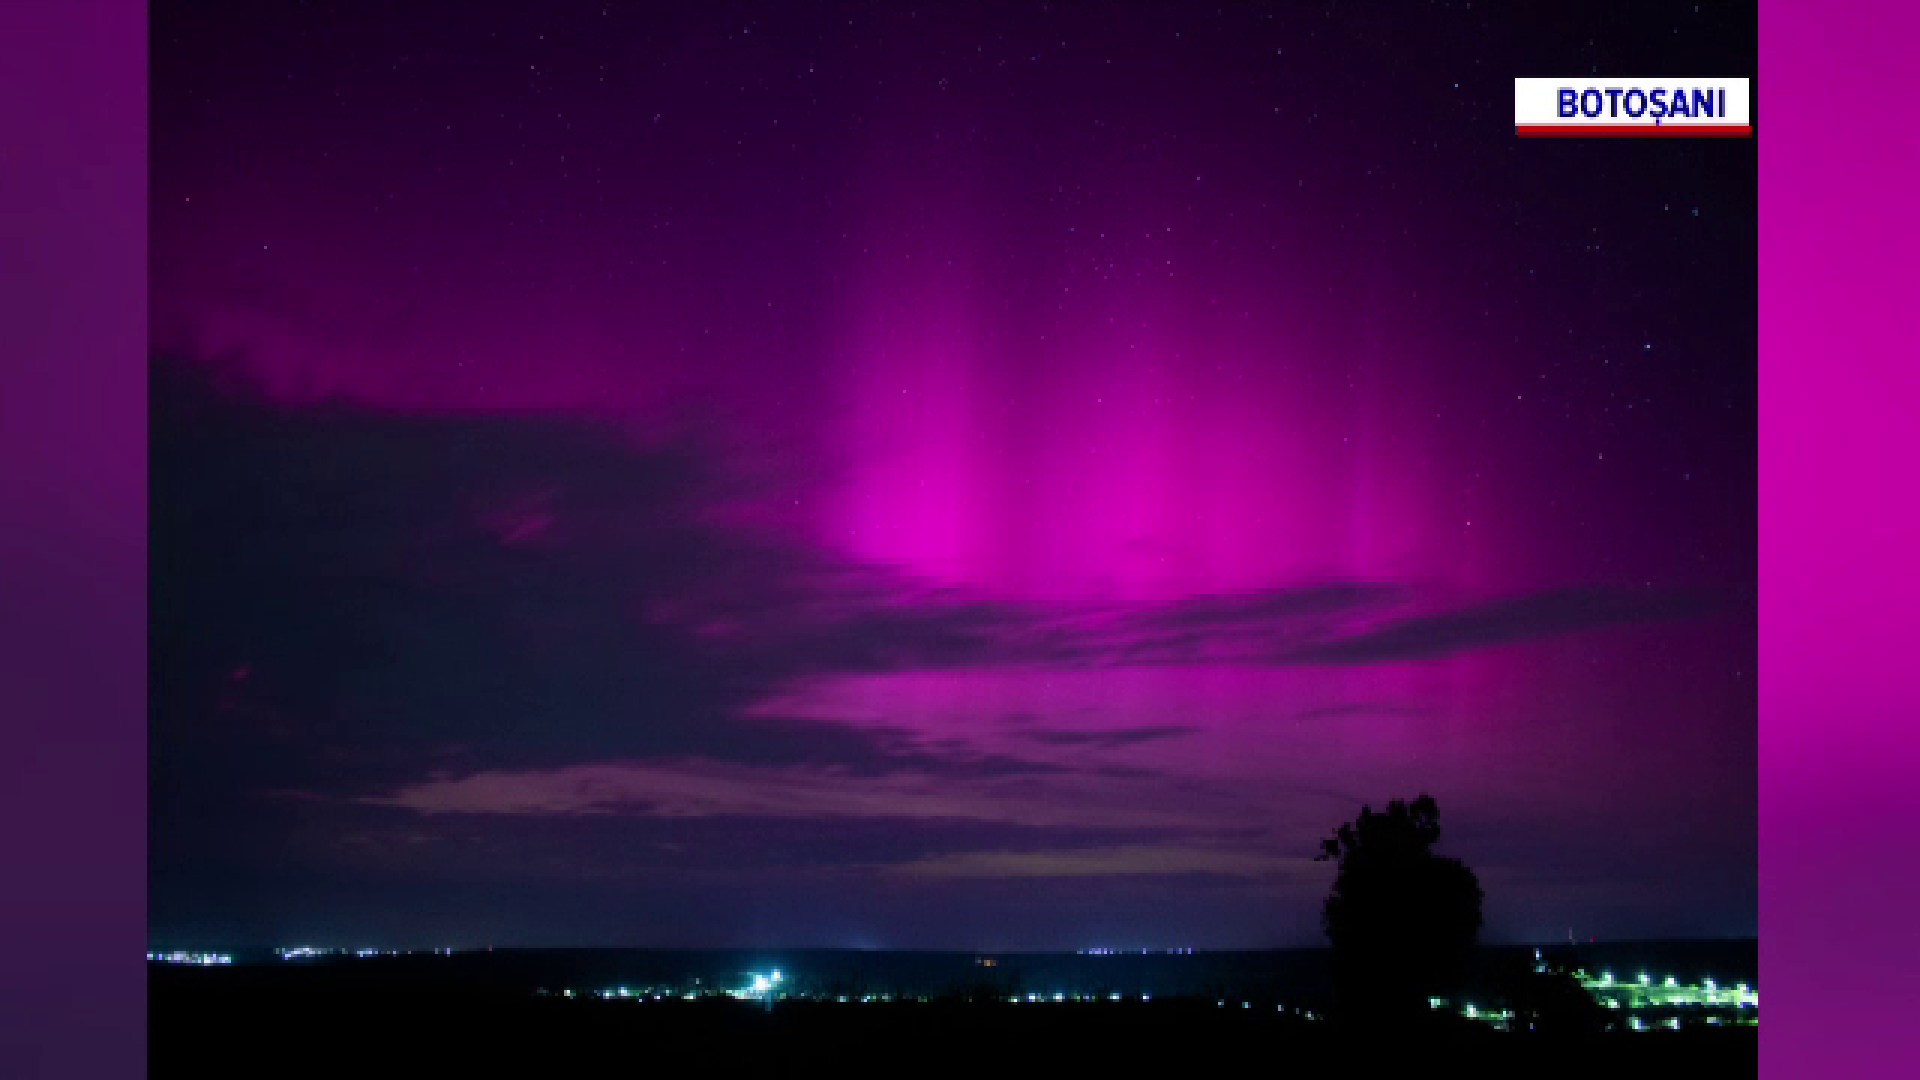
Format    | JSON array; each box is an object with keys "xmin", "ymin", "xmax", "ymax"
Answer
[{"xmin": 149, "ymin": 1, "xmax": 1755, "ymax": 950}]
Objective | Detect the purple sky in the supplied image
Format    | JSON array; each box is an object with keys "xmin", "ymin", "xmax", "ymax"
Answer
[{"xmin": 149, "ymin": 1, "xmax": 1755, "ymax": 949}]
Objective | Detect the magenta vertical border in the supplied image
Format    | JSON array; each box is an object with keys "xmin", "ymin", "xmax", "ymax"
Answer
[
  {"xmin": 1760, "ymin": 1, "xmax": 1920, "ymax": 1077},
  {"xmin": 0, "ymin": 2, "xmax": 147, "ymax": 1077}
]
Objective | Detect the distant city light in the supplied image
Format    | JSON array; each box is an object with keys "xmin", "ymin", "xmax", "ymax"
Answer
[
  {"xmin": 147, "ymin": 951, "xmax": 231, "ymax": 966},
  {"xmin": 1570, "ymin": 967, "xmax": 1756, "ymax": 1031},
  {"xmin": 168, "ymin": 946, "xmax": 1755, "ymax": 1035}
]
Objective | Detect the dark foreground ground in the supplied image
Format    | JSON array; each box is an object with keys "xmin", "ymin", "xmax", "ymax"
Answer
[{"xmin": 151, "ymin": 966, "xmax": 1756, "ymax": 1078}]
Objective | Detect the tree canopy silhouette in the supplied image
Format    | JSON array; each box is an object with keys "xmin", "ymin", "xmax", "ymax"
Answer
[{"xmin": 1315, "ymin": 794, "xmax": 1484, "ymax": 1025}]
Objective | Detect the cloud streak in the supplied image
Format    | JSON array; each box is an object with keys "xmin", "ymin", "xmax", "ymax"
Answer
[
  {"xmin": 153, "ymin": 355, "xmax": 1729, "ymax": 781},
  {"xmin": 1279, "ymin": 585, "xmax": 1736, "ymax": 665},
  {"xmin": 888, "ymin": 846, "xmax": 1321, "ymax": 880},
  {"xmin": 360, "ymin": 757, "xmax": 1219, "ymax": 832},
  {"xmin": 151, "ymin": 355, "xmax": 1745, "ymax": 905}
]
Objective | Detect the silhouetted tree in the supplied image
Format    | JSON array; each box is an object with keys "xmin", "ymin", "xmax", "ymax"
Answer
[{"xmin": 1315, "ymin": 794, "xmax": 1483, "ymax": 1026}]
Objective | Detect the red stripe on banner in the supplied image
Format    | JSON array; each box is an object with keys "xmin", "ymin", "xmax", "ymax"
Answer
[{"xmin": 1516, "ymin": 124, "xmax": 1753, "ymax": 138}]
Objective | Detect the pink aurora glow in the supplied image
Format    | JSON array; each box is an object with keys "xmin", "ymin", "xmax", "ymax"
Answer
[{"xmin": 146, "ymin": 1, "xmax": 1754, "ymax": 947}]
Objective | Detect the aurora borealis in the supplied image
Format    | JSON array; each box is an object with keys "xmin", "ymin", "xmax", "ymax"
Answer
[{"xmin": 148, "ymin": 1, "xmax": 1755, "ymax": 949}]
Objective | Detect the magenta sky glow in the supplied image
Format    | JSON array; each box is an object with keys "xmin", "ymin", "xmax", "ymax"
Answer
[{"xmin": 148, "ymin": 1, "xmax": 1755, "ymax": 949}]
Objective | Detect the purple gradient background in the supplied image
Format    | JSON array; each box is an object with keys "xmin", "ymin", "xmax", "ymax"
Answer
[
  {"xmin": 1, "ymin": 4, "xmax": 147, "ymax": 1077},
  {"xmin": 0, "ymin": 1, "xmax": 1913, "ymax": 1077},
  {"xmin": 1758, "ymin": 2, "xmax": 1920, "ymax": 1076}
]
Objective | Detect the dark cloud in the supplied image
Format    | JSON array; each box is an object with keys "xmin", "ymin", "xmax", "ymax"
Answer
[
  {"xmin": 1288, "ymin": 702, "xmax": 1431, "ymax": 722},
  {"xmin": 1133, "ymin": 584, "xmax": 1406, "ymax": 631},
  {"xmin": 698, "ymin": 717, "xmax": 1067, "ymax": 778},
  {"xmin": 155, "ymin": 352, "xmax": 824, "ymax": 763},
  {"xmin": 317, "ymin": 809, "xmax": 1174, "ymax": 882},
  {"xmin": 150, "ymin": 354, "xmax": 1743, "ymax": 935},
  {"xmin": 153, "ymin": 351, "xmax": 1732, "ymax": 802},
  {"xmin": 1283, "ymin": 585, "xmax": 1737, "ymax": 666},
  {"xmin": 1020, "ymin": 725, "xmax": 1197, "ymax": 748},
  {"xmin": 149, "ymin": 354, "xmax": 1094, "ymax": 887}
]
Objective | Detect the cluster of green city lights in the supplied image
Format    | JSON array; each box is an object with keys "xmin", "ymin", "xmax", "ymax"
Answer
[
  {"xmin": 222, "ymin": 945, "xmax": 1754, "ymax": 1034},
  {"xmin": 1579, "ymin": 968, "xmax": 1757, "ymax": 1011},
  {"xmin": 1433, "ymin": 958, "xmax": 1757, "ymax": 1032}
]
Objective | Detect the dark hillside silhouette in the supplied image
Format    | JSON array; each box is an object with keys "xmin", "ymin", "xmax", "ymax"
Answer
[{"xmin": 1488, "ymin": 950, "xmax": 1614, "ymax": 1036}]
